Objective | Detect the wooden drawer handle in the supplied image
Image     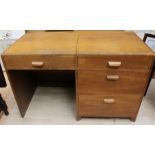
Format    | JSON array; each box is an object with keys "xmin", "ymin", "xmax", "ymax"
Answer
[
  {"xmin": 107, "ymin": 75, "xmax": 120, "ymax": 81},
  {"xmin": 32, "ymin": 61, "xmax": 44, "ymax": 67},
  {"xmin": 108, "ymin": 61, "xmax": 122, "ymax": 67},
  {"xmin": 104, "ymin": 99, "xmax": 115, "ymax": 104}
]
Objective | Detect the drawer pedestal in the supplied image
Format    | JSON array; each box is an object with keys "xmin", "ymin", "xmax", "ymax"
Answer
[{"xmin": 77, "ymin": 56, "xmax": 154, "ymax": 121}]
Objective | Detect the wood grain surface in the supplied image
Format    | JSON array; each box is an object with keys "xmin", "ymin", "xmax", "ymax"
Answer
[
  {"xmin": 76, "ymin": 30, "xmax": 154, "ymax": 55},
  {"xmin": 3, "ymin": 32, "xmax": 77, "ymax": 55}
]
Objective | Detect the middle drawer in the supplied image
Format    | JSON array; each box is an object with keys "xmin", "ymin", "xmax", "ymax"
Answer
[{"xmin": 78, "ymin": 70, "xmax": 148, "ymax": 95}]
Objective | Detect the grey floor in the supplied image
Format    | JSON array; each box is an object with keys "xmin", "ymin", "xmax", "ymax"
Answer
[{"xmin": 1, "ymin": 79, "xmax": 155, "ymax": 125}]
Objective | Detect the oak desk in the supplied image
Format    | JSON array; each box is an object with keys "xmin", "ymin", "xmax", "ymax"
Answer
[{"xmin": 2, "ymin": 31, "xmax": 154, "ymax": 121}]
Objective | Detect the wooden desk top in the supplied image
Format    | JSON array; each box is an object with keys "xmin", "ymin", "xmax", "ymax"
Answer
[
  {"xmin": 77, "ymin": 30, "xmax": 154, "ymax": 56},
  {"xmin": 3, "ymin": 31, "xmax": 154, "ymax": 56},
  {"xmin": 3, "ymin": 32, "xmax": 78, "ymax": 55}
]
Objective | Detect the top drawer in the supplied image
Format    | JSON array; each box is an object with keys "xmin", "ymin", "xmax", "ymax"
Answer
[
  {"xmin": 2, "ymin": 55, "xmax": 75, "ymax": 70},
  {"xmin": 78, "ymin": 55, "xmax": 153, "ymax": 70}
]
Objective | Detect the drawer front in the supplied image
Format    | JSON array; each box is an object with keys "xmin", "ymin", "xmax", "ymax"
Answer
[
  {"xmin": 78, "ymin": 94, "xmax": 140, "ymax": 117},
  {"xmin": 3, "ymin": 55, "xmax": 75, "ymax": 70},
  {"xmin": 78, "ymin": 70, "xmax": 149, "ymax": 95},
  {"xmin": 78, "ymin": 55, "xmax": 153, "ymax": 70}
]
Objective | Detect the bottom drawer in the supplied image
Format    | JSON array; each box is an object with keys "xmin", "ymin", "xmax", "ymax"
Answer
[{"xmin": 78, "ymin": 94, "xmax": 141, "ymax": 118}]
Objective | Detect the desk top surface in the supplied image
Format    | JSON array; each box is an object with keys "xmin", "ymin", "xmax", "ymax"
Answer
[
  {"xmin": 3, "ymin": 31, "xmax": 154, "ymax": 56},
  {"xmin": 77, "ymin": 31, "xmax": 153, "ymax": 55},
  {"xmin": 3, "ymin": 32, "xmax": 78, "ymax": 55}
]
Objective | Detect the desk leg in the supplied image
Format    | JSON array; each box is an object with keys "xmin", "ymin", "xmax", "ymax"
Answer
[
  {"xmin": 76, "ymin": 115, "xmax": 81, "ymax": 121},
  {"xmin": 130, "ymin": 116, "xmax": 136, "ymax": 122},
  {"xmin": 75, "ymin": 68, "xmax": 80, "ymax": 121},
  {"xmin": 7, "ymin": 71, "xmax": 36, "ymax": 117}
]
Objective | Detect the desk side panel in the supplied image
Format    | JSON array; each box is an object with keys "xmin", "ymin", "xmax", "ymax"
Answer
[
  {"xmin": 7, "ymin": 70, "xmax": 36, "ymax": 117},
  {"xmin": 2, "ymin": 55, "xmax": 36, "ymax": 117}
]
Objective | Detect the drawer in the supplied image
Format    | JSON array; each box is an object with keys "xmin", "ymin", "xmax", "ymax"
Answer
[
  {"xmin": 78, "ymin": 55, "xmax": 153, "ymax": 70},
  {"xmin": 78, "ymin": 94, "xmax": 140, "ymax": 117},
  {"xmin": 78, "ymin": 70, "xmax": 149, "ymax": 95},
  {"xmin": 2, "ymin": 55, "xmax": 75, "ymax": 70}
]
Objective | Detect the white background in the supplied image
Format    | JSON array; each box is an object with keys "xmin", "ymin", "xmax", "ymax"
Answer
[
  {"xmin": 0, "ymin": 0, "xmax": 155, "ymax": 155},
  {"xmin": 0, "ymin": 0, "xmax": 155, "ymax": 29}
]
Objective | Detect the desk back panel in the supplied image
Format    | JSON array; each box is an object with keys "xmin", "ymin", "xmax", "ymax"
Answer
[{"xmin": 33, "ymin": 70, "xmax": 75, "ymax": 87}]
